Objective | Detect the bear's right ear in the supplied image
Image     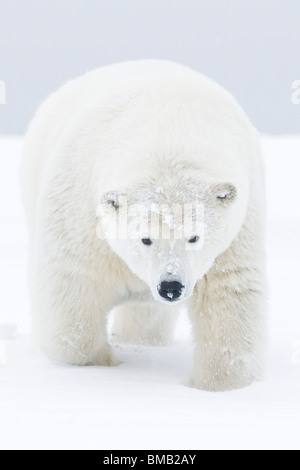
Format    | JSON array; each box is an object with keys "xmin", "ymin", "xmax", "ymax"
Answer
[{"xmin": 102, "ymin": 191, "xmax": 123, "ymax": 210}]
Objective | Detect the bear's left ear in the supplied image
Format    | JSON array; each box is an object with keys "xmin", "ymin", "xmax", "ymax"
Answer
[{"xmin": 211, "ymin": 182, "xmax": 237, "ymax": 207}]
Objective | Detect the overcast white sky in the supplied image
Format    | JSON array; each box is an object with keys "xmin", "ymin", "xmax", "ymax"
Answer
[{"xmin": 0, "ymin": 0, "xmax": 299, "ymax": 134}]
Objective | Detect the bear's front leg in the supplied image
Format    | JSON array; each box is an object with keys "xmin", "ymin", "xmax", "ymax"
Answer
[
  {"xmin": 31, "ymin": 243, "xmax": 119, "ymax": 367},
  {"xmin": 189, "ymin": 242, "xmax": 266, "ymax": 392}
]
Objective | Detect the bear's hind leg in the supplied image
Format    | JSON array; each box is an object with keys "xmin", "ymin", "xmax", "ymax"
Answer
[{"xmin": 111, "ymin": 304, "xmax": 180, "ymax": 346}]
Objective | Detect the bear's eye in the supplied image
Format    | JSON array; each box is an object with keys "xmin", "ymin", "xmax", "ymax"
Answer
[
  {"xmin": 188, "ymin": 235, "xmax": 200, "ymax": 244},
  {"xmin": 141, "ymin": 238, "xmax": 153, "ymax": 246}
]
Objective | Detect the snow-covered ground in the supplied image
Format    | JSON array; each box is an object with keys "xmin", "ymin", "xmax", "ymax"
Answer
[{"xmin": 0, "ymin": 135, "xmax": 299, "ymax": 450}]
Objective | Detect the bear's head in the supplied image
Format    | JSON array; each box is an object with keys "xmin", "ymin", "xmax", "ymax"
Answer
[{"xmin": 97, "ymin": 177, "xmax": 239, "ymax": 304}]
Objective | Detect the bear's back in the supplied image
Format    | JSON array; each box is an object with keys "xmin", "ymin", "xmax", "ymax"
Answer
[
  {"xmin": 20, "ymin": 61, "xmax": 192, "ymax": 224},
  {"xmin": 21, "ymin": 60, "xmax": 259, "ymax": 231}
]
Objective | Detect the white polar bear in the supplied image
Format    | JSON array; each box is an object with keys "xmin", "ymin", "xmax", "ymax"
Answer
[{"xmin": 21, "ymin": 60, "xmax": 266, "ymax": 392}]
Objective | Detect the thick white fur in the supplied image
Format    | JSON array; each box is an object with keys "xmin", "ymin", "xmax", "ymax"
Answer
[{"xmin": 21, "ymin": 60, "xmax": 266, "ymax": 391}]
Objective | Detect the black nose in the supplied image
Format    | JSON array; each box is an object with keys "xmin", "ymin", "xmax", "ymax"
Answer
[{"xmin": 158, "ymin": 281, "xmax": 185, "ymax": 302}]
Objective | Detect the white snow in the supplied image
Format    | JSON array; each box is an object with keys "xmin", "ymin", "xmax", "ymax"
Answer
[
  {"xmin": 163, "ymin": 213, "xmax": 175, "ymax": 230},
  {"xmin": 0, "ymin": 134, "xmax": 300, "ymax": 450},
  {"xmin": 166, "ymin": 259, "xmax": 179, "ymax": 276},
  {"xmin": 0, "ymin": 323, "xmax": 17, "ymax": 339}
]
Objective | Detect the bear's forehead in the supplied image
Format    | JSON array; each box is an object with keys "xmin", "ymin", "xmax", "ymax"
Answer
[
  {"xmin": 128, "ymin": 202, "xmax": 201, "ymax": 219},
  {"xmin": 129, "ymin": 178, "xmax": 209, "ymax": 205},
  {"xmin": 126, "ymin": 202, "xmax": 206, "ymax": 237}
]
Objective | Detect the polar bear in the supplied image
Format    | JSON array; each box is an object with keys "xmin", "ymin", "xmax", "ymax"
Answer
[{"xmin": 21, "ymin": 60, "xmax": 266, "ymax": 392}]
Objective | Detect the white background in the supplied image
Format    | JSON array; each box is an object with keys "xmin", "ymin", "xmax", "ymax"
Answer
[{"xmin": 0, "ymin": 0, "xmax": 300, "ymax": 134}]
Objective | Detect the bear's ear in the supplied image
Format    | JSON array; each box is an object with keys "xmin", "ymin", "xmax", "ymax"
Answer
[
  {"xmin": 102, "ymin": 191, "xmax": 123, "ymax": 210},
  {"xmin": 211, "ymin": 182, "xmax": 237, "ymax": 207}
]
